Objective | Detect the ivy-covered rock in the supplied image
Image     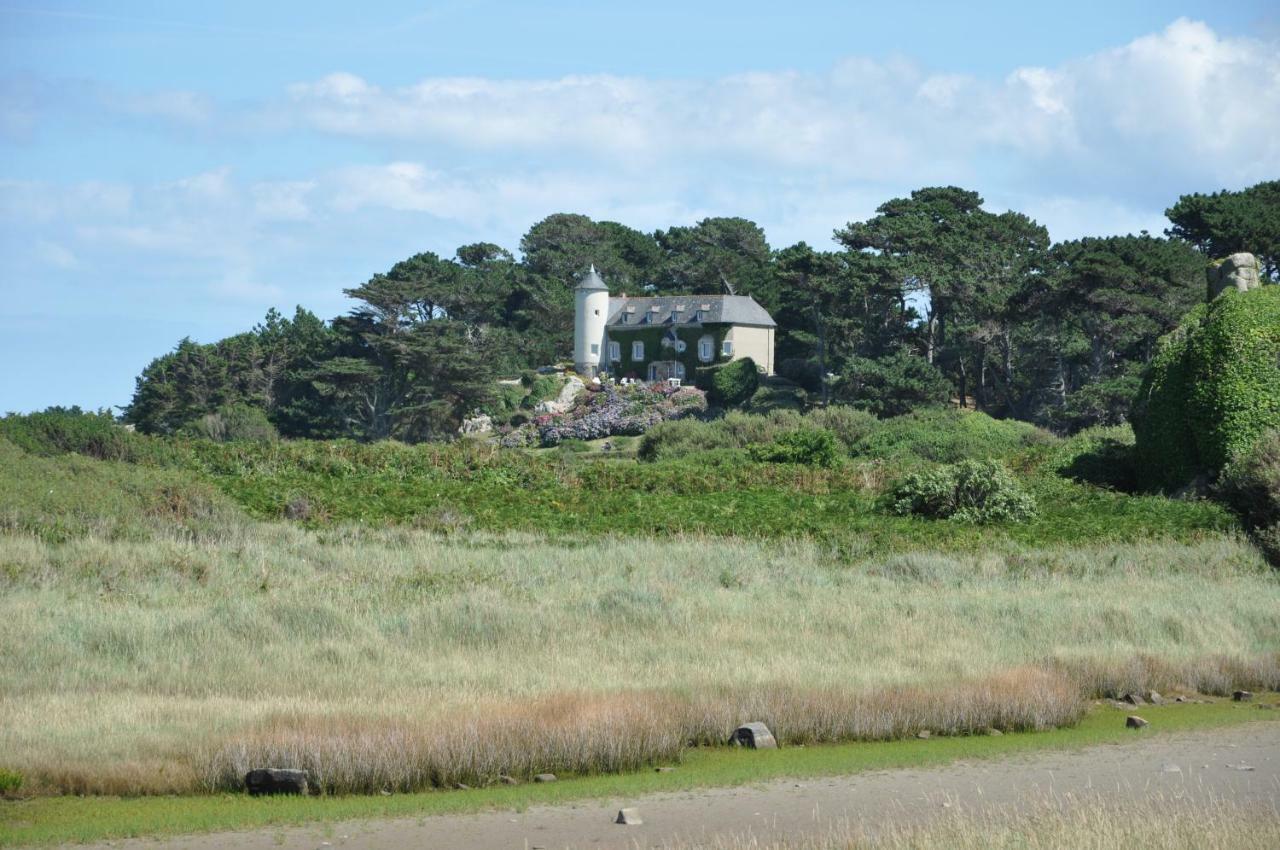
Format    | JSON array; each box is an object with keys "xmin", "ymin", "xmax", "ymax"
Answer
[
  {"xmin": 695, "ymin": 357, "xmax": 760, "ymax": 407},
  {"xmin": 1133, "ymin": 286, "xmax": 1280, "ymax": 490},
  {"xmin": 497, "ymin": 383, "xmax": 707, "ymax": 447}
]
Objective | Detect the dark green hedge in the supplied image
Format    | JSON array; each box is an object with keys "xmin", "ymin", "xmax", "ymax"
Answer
[
  {"xmin": 1133, "ymin": 286, "xmax": 1280, "ymax": 490},
  {"xmin": 696, "ymin": 357, "xmax": 760, "ymax": 406}
]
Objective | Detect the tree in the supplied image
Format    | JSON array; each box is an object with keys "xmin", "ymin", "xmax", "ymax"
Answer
[
  {"xmin": 520, "ymin": 213, "xmax": 661, "ymax": 291},
  {"xmin": 654, "ymin": 217, "xmax": 776, "ymax": 309},
  {"xmin": 836, "ymin": 188, "xmax": 1048, "ymax": 412},
  {"xmin": 1016, "ymin": 235, "xmax": 1203, "ymax": 431},
  {"xmin": 1166, "ymin": 180, "xmax": 1280, "ymax": 278}
]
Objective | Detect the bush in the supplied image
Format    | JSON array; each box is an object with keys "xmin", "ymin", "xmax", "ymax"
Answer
[
  {"xmin": 748, "ymin": 428, "xmax": 841, "ymax": 467},
  {"xmin": 892, "ymin": 460, "xmax": 1037, "ymax": 523},
  {"xmin": 180, "ymin": 404, "xmax": 278, "ymax": 443},
  {"xmin": 1217, "ymin": 429, "xmax": 1280, "ymax": 566},
  {"xmin": 695, "ymin": 357, "xmax": 760, "ymax": 407},
  {"xmin": 0, "ymin": 407, "xmax": 163, "ymax": 464},
  {"xmin": 777, "ymin": 357, "xmax": 825, "ymax": 393},
  {"xmin": 852, "ymin": 409, "xmax": 1048, "ymax": 464},
  {"xmin": 0, "ymin": 768, "xmax": 23, "ymax": 795},
  {"xmin": 1048, "ymin": 425, "xmax": 1139, "ymax": 492},
  {"xmin": 1133, "ymin": 286, "xmax": 1280, "ymax": 490},
  {"xmin": 837, "ymin": 351, "xmax": 952, "ymax": 417},
  {"xmin": 807, "ymin": 406, "xmax": 879, "ymax": 452}
]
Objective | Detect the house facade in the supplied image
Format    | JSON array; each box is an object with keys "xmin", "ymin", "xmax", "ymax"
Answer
[{"xmin": 573, "ymin": 266, "xmax": 776, "ymax": 380}]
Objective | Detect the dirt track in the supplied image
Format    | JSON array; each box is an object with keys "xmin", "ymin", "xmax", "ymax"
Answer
[{"xmin": 87, "ymin": 723, "xmax": 1280, "ymax": 850}]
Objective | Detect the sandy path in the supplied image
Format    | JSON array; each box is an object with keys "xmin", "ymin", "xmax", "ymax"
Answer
[{"xmin": 86, "ymin": 723, "xmax": 1280, "ymax": 850}]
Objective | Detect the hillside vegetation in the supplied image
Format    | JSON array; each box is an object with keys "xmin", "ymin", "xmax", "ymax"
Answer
[{"xmin": 1, "ymin": 410, "xmax": 1277, "ymax": 799}]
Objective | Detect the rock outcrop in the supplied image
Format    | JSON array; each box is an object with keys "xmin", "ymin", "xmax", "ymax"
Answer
[{"xmin": 1207, "ymin": 252, "xmax": 1263, "ymax": 300}]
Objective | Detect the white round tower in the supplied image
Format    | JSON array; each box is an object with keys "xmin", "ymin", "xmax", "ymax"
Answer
[{"xmin": 573, "ymin": 264, "xmax": 609, "ymax": 376}]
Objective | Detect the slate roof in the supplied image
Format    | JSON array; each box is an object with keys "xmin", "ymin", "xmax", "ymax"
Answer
[
  {"xmin": 575, "ymin": 265, "xmax": 608, "ymax": 291},
  {"xmin": 605, "ymin": 294, "xmax": 776, "ymax": 329}
]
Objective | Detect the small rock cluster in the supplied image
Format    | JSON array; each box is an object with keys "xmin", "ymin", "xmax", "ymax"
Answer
[{"xmin": 499, "ymin": 382, "xmax": 706, "ymax": 447}]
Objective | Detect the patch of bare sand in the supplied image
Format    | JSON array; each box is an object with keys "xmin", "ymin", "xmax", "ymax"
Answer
[{"xmin": 82, "ymin": 723, "xmax": 1280, "ymax": 850}]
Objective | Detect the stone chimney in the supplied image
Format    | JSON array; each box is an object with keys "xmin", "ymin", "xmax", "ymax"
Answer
[{"xmin": 1207, "ymin": 252, "xmax": 1263, "ymax": 301}]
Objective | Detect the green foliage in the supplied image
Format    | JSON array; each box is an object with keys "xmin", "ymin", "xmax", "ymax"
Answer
[
  {"xmin": 0, "ymin": 408, "xmax": 136, "ymax": 461},
  {"xmin": 519, "ymin": 374, "xmax": 563, "ymax": 409},
  {"xmin": 0, "ymin": 768, "xmax": 23, "ymax": 795},
  {"xmin": 1133, "ymin": 286, "xmax": 1280, "ymax": 489},
  {"xmin": 745, "ymin": 382, "xmax": 807, "ymax": 413},
  {"xmin": 695, "ymin": 357, "xmax": 760, "ymax": 406},
  {"xmin": 837, "ymin": 351, "xmax": 952, "ymax": 417},
  {"xmin": 892, "ymin": 460, "xmax": 1037, "ymax": 523},
  {"xmin": 850, "ymin": 409, "xmax": 1049, "ymax": 464},
  {"xmin": 179, "ymin": 404, "xmax": 278, "ymax": 443},
  {"xmin": 1217, "ymin": 429, "xmax": 1280, "ymax": 566},
  {"xmin": 1166, "ymin": 179, "xmax": 1280, "ymax": 279},
  {"xmin": 747, "ymin": 428, "xmax": 840, "ymax": 467},
  {"xmin": 1042, "ymin": 425, "xmax": 1138, "ymax": 492},
  {"xmin": 777, "ymin": 357, "xmax": 824, "ymax": 392}
]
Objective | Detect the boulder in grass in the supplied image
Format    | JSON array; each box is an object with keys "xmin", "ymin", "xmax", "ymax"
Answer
[
  {"xmin": 1122, "ymin": 693, "xmax": 1146, "ymax": 706},
  {"xmin": 1126, "ymin": 715, "xmax": 1149, "ymax": 729},
  {"xmin": 244, "ymin": 768, "xmax": 309, "ymax": 796},
  {"xmin": 1233, "ymin": 690, "xmax": 1254, "ymax": 702},
  {"xmin": 533, "ymin": 773, "xmax": 557, "ymax": 783},
  {"xmin": 615, "ymin": 807, "xmax": 643, "ymax": 825},
  {"xmin": 729, "ymin": 722, "xmax": 777, "ymax": 749}
]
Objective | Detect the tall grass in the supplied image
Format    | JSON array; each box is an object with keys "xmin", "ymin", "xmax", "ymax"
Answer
[
  {"xmin": 2, "ymin": 524, "xmax": 1276, "ymax": 795},
  {"xmin": 657, "ymin": 796, "xmax": 1280, "ymax": 849}
]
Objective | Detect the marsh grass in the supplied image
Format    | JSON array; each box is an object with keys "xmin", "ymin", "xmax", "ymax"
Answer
[
  {"xmin": 658, "ymin": 796, "xmax": 1280, "ymax": 849},
  {"xmin": 2, "ymin": 522, "xmax": 1277, "ymax": 796}
]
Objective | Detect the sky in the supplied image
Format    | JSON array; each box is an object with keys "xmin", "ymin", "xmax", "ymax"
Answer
[{"xmin": 2, "ymin": 1, "xmax": 1278, "ymax": 413}]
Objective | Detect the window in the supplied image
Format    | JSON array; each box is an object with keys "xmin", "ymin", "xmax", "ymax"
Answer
[
  {"xmin": 632, "ymin": 340, "xmax": 645, "ymax": 361},
  {"xmin": 675, "ymin": 339, "xmax": 687, "ymax": 353},
  {"xmin": 608, "ymin": 341, "xmax": 620, "ymax": 362},
  {"xmin": 698, "ymin": 335, "xmax": 714, "ymax": 362},
  {"xmin": 590, "ymin": 343, "xmax": 599, "ymax": 355},
  {"xmin": 594, "ymin": 308, "xmax": 600, "ymax": 316},
  {"xmin": 722, "ymin": 340, "xmax": 734, "ymax": 356}
]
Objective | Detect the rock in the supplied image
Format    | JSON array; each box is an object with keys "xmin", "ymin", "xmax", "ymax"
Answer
[
  {"xmin": 655, "ymin": 766, "xmax": 675, "ymax": 773},
  {"xmin": 729, "ymin": 722, "xmax": 778, "ymax": 749},
  {"xmin": 459, "ymin": 413, "xmax": 493, "ymax": 436},
  {"xmin": 1227, "ymin": 763, "xmax": 1256, "ymax": 771},
  {"xmin": 533, "ymin": 773, "xmax": 557, "ymax": 783},
  {"xmin": 453, "ymin": 782, "xmax": 471, "ymax": 790},
  {"xmin": 1174, "ymin": 695, "xmax": 1188, "ymax": 703},
  {"xmin": 535, "ymin": 376, "xmax": 586, "ymax": 415},
  {"xmin": 498, "ymin": 774, "xmax": 519, "ymax": 785},
  {"xmin": 244, "ymin": 768, "xmax": 308, "ymax": 796},
  {"xmin": 1122, "ymin": 693, "xmax": 1146, "ymax": 706},
  {"xmin": 1208, "ymin": 252, "xmax": 1263, "ymax": 300},
  {"xmin": 916, "ymin": 730, "xmax": 932, "ymax": 740},
  {"xmin": 986, "ymin": 728, "xmax": 1003, "ymax": 737},
  {"xmin": 1126, "ymin": 715, "xmax": 1149, "ymax": 729},
  {"xmin": 1233, "ymin": 690, "xmax": 1254, "ymax": 702},
  {"xmin": 1147, "ymin": 691, "xmax": 1163, "ymax": 705},
  {"xmin": 615, "ymin": 807, "xmax": 643, "ymax": 825}
]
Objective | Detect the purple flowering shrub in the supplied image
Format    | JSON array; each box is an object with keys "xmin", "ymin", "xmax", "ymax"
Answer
[{"xmin": 499, "ymin": 383, "xmax": 706, "ymax": 447}]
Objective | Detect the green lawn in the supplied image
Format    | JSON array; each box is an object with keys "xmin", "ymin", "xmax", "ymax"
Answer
[{"xmin": 3, "ymin": 700, "xmax": 1274, "ymax": 848}]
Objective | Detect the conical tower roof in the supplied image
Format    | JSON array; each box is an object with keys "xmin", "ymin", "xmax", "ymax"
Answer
[{"xmin": 576, "ymin": 264, "xmax": 608, "ymax": 292}]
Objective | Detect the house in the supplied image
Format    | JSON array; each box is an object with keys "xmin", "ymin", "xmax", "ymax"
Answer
[{"xmin": 573, "ymin": 265, "xmax": 776, "ymax": 381}]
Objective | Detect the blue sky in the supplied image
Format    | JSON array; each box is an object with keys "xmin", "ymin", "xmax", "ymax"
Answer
[{"xmin": 2, "ymin": 1, "xmax": 1278, "ymax": 412}]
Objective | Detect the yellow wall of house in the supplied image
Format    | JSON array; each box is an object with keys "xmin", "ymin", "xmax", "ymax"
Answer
[{"xmin": 724, "ymin": 325, "xmax": 774, "ymax": 375}]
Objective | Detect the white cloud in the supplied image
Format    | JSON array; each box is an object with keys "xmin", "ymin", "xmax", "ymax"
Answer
[{"xmin": 270, "ymin": 18, "xmax": 1277, "ymax": 194}]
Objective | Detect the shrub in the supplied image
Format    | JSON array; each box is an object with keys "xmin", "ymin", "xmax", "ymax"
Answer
[
  {"xmin": 853, "ymin": 409, "xmax": 1048, "ymax": 464},
  {"xmin": 180, "ymin": 404, "xmax": 278, "ymax": 443},
  {"xmin": 695, "ymin": 357, "xmax": 760, "ymax": 407},
  {"xmin": 1133, "ymin": 286, "xmax": 1280, "ymax": 490},
  {"xmin": 748, "ymin": 428, "xmax": 841, "ymax": 467},
  {"xmin": 807, "ymin": 406, "xmax": 879, "ymax": 452},
  {"xmin": 892, "ymin": 460, "xmax": 1037, "ymax": 523},
  {"xmin": 836, "ymin": 351, "xmax": 952, "ymax": 417},
  {"xmin": 777, "ymin": 357, "xmax": 825, "ymax": 392},
  {"xmin": 0, "ymin": 407, "xmax": 149, "ymax": 462},
  {"xmin": 0, "ymin": 768, "xmax": 23, "ymax": 795},
  {"xmin": 1217, "ymin": 429, "xmax": 1280, "ymax": 566},
  {"xmin": 1048, "ymin": 425, "xmax": 1139, "ymax": 492}
]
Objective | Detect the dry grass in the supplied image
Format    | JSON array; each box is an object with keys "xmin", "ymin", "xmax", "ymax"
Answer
[
  {"xmin": 2, "ymin": 525, "xmax": 1278, "ymax": 795},
  {"xmin": 655, "ymin": 796, "xmax": 1280, "ymax": 849}
]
